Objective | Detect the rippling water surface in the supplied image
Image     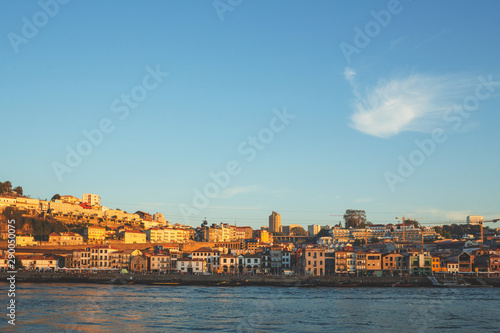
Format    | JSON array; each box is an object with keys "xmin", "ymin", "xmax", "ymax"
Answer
[{"xmin": 1, "ymin": 283, "xmax": 499, "ymax": 332}]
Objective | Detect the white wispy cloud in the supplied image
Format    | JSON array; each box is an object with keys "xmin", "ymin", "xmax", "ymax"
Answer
[
  {"xmin": 344, "ymin": 67, "xmax": 356, "ymax": 84},
  {"xmin": 219, "ymin": 186, "xmax": 258, "ymax": 199},
  {"xmin": 388, "ymin": 35, "xmax": 407, "ymax": 51},
  {"xmin": 345, "ymin": 69, "xmax": 482, "ymax": 138},
  {"xmin": 355, "ymin": 198, "xmax": 373, "ymax": 203}
]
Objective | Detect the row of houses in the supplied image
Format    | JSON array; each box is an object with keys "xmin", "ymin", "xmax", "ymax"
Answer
[
  {"xmin": 325, "ymin": 224, "xmax": 440, "ymax": 243},
  {"xmin": 330, "ymin": 247, "xmax": 500, "ymax": 276},
  {"xmin": 3, "ymin": 244, "xmax": 500, "ymax": 276},
  {"xmin": 0, "ymin": 195, "xmax": 167, "ymax": 228}
]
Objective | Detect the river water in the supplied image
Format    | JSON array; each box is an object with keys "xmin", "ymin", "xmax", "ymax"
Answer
[{"xmin": 1, "ymin": 283, "xmax": 499, "ymax": 332}]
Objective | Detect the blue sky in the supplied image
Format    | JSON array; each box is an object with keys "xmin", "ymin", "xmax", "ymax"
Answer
[{"xmin": 1, "ymin": 0, "xmax": 500, "ymax": 229}]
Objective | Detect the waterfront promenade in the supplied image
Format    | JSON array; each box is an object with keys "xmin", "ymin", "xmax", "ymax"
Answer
[{"xmin": 2, "ymin": 272, "xmax": 500, "ymax": 288}]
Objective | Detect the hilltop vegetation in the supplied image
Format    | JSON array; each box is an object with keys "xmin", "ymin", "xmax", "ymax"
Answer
[
  {"xmin": 0, "ymin": 180, "xmax": 23, "ymax": 196},
  {"xmin": 0, "ymin": 207, "xmax": 69, "ymax": 241},
  {"xmin": 434, "ymin": 224, "xmax": 497, "ymax": 239}
]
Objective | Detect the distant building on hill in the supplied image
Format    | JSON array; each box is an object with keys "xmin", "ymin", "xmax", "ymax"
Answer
[
  {"xmin": 153, "ymin": 212, "xmax": 167, "ymax": 225},
  {"xmin": 269, "ymin": 211, "xmax": 281, "ymax": 233},
  {"xmin": 136, "ymin": 211, "xmax": 153, "ymax": 221},
  {"xmin": 61, "ymin": 195, "xmax": 81, "ymax": 204},
  {"xmin": 308, "ymin": 225, "xmax": 321, "ymax": 236},
  {"xmin": 82, "ymin": 193, "xmax": 101, "ymax": 207},
  {"xmin": 48, "ymin": 232, "xmax": 84, "ymax": 245},
  {"xmin": 467, "ymin": 215, "xmax": 483, "ymax": 226}
]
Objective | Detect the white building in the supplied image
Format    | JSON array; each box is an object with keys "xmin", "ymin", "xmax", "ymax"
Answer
[
  {"xmin": 82, "ymin": 193, "xmax": 101, "ymax": 207},
  {"xmin": 89, "ymin": 246, "xmax": 118, "ymax": 268},
  {"xmin": 282, "ymin": 251, "xmax": 291, "ymax": 269},
  {"xmin": 21, "ymin": 255, "xmax": 59, "ymax": 271},
  {"xmin": 467, "ymin": 215, "xmax": 483, "ymax": 226},
  {"xmin": 308, "ymin": 225, "xmax": 321, "ymax": 236},
  {"xmin": 176, "ymin": 258, "xmax": 206, "ymax": 273}
]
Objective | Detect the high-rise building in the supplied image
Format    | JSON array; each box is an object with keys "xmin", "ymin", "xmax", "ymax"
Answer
[
  {"xmin": 308, "ymin": 225, "xmax": 321, "ymax": 236},
  {"xmin": 269, "ymin": 211, "xmax": 281, "ymax": 233},
  {"xmin": 467, "ymin": 215, "xmax": 483, "ymax": 225},
  {"xmin": 82, "ymin": 193, "xmax": 101, "ymax": 207}
]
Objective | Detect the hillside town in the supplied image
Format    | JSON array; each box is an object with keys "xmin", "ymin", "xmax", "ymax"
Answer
[{"xmin": 1, "ymin": 185, "xmax": 500, "ymax": 277}]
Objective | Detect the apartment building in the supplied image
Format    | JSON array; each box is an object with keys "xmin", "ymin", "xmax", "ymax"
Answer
[
  {"xmin": 82, "ymin": 193, "xmax": 101, "ymax": 207},
  {"xmin": 335, "ymin": 249, "xmax": 357, "ymax": 274},
  {"xmin": 303, "ymin": 247, "xmax": 325, "ymax": 276},
  {"xmin": 48, "ymin": 232, "xmax": 83, "ymax": 245},
  {"xmin": 124, "ymin": 230, "xmax": 147, "ymax": 244},
  {"xmin": 85, "ymin": 226, "xmax": 106, "ymax": 243},
  {"xmin": 147, "ymin": 252, "xmax": 171, "ymax": 272},
  {"xmin": 90, "ymin": 246, "xmax": 119, "ymax": 268},
  {"xmin": 176, "ymin": 258, "xmax": 206, "ymax": 274},
  {"xmin": 382, "ymin": 253, "xmax": 409, "ymax": 275}
]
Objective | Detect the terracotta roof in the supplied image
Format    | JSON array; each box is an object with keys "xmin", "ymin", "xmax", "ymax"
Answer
[{"xmin": 192, "ymin": 247, "xmax": 214, "ymax": 253}]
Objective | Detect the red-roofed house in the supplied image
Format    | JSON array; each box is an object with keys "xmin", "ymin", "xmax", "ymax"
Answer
[
  {"xmin": 22, "ymin": 255, "xmax": 59, "ymax": 271},
  {"xmin": 192, "ymin": 247, "xmax": 220, "ymax": 273}
]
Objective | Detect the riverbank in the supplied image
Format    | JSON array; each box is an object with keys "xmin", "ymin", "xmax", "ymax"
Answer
[{"xmin": 2, "ymin": 272, "xmax": 500, "ymax": 287}]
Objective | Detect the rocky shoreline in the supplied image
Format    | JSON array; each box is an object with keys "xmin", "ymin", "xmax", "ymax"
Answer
[{"xmin": 2, "ymin": 272, "xmax": 500, "ymax": 288}]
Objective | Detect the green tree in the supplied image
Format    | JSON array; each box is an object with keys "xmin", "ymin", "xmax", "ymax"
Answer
[
  {"xmin": 13, "ymin": 186, "xmax": 23, "ymax": 196},
  {"xmin": 370, "ymin": 237, "xmax": 381, "ymax": 243},
  {"xmin": 290, "ymin": 226, "xmax": 307, "ymax": 236},
  {"xmin": 344, "ymin": 209, "xmax": 367, "ymax": 228},
  {"xmin": 2, "ymin": 181, "xmax": 12, "ymax": 193},
  {"xmin": 51, "ymin": 194, "xmax": 61, "ymax": 201},
  {"xmin": 353, "ymin": 239, "xmax": 363, "ymax": 246},
  {"xmin": 316, "ymin": 229, "xmax": 331, "ymax": 237},
  {"xmin": 404, "ymin": 219, "xmax": 420, "ymax": 228}
]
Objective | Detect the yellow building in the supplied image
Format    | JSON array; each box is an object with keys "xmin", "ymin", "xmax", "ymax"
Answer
[
  {"xmin": 49, "ymin": 201, "xmax": 82, "ymax": 215},
  {"xmin": 15, "ymin": 198, "xmax": 40, "ymax": 210},
  {"xmin": 124, "ymin": 230, "xmax": 147, "ymax": 244},
  {"xmin": 431, "ymin": 256, "xmax": 445, "ymax": 273},
  {"xmin": 61, "ymin": 195, "xmax": 81, "ymax": 204},
  {"xmin": 85, "ymin": 226, "xmax": 106, "ymax": 243},
  {"xmin": 48, "ymin": 232, "xmax": 84, "ymax": 245},
  {"xmin": 16, "ymin": 236, "xmax": 37, "ymax": 246},
  {"xmin": 0, "ymin": 197, "xmax": 16, "ymax": 211},
  {"xmin": 260, "ymin": 230, "xmax": 272, "ymax": 243}
]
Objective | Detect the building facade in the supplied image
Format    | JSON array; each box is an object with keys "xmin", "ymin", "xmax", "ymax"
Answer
[
  {"xmin": 82, "ymin": 193, "xmax": 101, "ymax": 207},
  {"xmin": 269, "ymin": 211, "xmax": 281, "ymax": 233},
  {"xmin": 303, "ymin": 247, "xmax": 325, "ymax": 276}
]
